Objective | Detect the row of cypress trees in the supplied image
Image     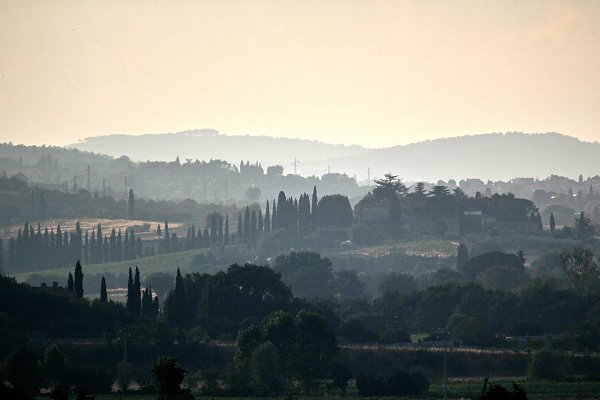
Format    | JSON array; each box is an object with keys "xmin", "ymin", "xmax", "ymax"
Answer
[{"xmin": 7, "ymin": 221, "xmax": 145, "ymax": 271}]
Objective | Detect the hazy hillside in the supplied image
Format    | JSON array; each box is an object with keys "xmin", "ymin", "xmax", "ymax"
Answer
[
  {"xmin": 69, "ymin": 131, "xmax": 600, "ymax": 182},
  {"xmin": 70, "ymin": 129, "xmax": 368, "ymax": 168},
  {"xmin": 314, "ymin": 132, "xmax": 600, "ymax": 182}
]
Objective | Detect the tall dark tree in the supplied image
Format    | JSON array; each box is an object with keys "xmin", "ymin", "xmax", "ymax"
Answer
[
  {"xmin": 311, "ymin": 186, "xmax": 319, "ymax": 231},
  {"xmin": 128, "ymin": 188, "xmax": 135, "ymax": 219},
  {"xmin": 67, "ymin": 272, "xmax": 74, "ymax": 293},
  {"xmin": 244, "ymin": 207, "xmax": 251, "ymax": 238},
  {"xmin": 237, "ymin": 213, "xmax": 243, "ymax": 241},
  {"xmin": 100, "ymin": 276, "xmax": 108, "ymax": 304},
  {"xmin": 457, "ymin": 243, "xmax": 469, "ymax": 269},
  {"xmin": 264, "ymin": 200, "xmax": 271, "ymax": 233},
  {"xmin": 164, "ymin": 220, "xmax": 171, "ymax": 253},
  {"xmin": 224, "ymin": 215, "xmax": 230, "ymax": 245},
  {"xmin": 74, "ymin": 260, "xmax": 84, "ymax": 299},
  {"xmin": 133, "ymin": 266, "xmax": 142, "ymax": 315},
  {"xmin": 550, "ymin": 213, "xmax": 556, "ymax": 235},
  {"xmin": 251, "ymin": 210, "xmax": 258, "ymax": 237},
  {"xmin": 126, "ymin": 267, "xmax": 134, "ymax": 313}
]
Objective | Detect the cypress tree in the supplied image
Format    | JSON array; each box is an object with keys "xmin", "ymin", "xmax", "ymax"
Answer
[
  {"xmin": 123, "ymin": 231, "xmax": 130, "ymax": 260},
  {"xmin": 153, "ymin": 296, "xmax": 160, "ymax": 317},
  {"xmin": 217, "ymin": 216, "xmax": 223, "ymax": 244},
  {"xmin": 172, "ymin": 268, "xmax": 186, "ymax": 327},
  {"xmin": 130, "ymin": 230, "xmax": 137, "ymax": 259},
  {"xmin": 271, "ymin": 198, "xmax": 277, "ymax": 230},
  {"xmin": 264, "ymin": 200, "xmax": 271, "ymax": 233},
  {"xmin": 110, "ymin": 229, "xmax": 117, "ymax": 262},
  {"xmin": 237, "ymin": 213, "xmax": 243, "ymax": 241},
  {"xmin": 210, "ymin": 215, "xmax": 217, "ymax": 245},
  {"xmin": 456, "ymin": 243, "xmax": 469, "ymax": 268},
  {"xmin": 83, "ymin": 230, "xmax": 89, "ymax": 265},
  {"xmin": 164, "ymin": 220, "xmax": 170, "ymax": 253},
  {"xmin": 126, "ymin": 267, "xmax": 134, "ymax": 313},
  {"xmin": 224, "ymin": 215, "xmax": 230, "ymax": 245},
  {"xmin": 128, "ymin": 189, "xmax": 135, "ymax": 219},
  {"xmin": 190, "ymin": 226, "xmax": 197, "ymax": 249},
  {"xmin": 157, "ymin": 224, "xmax": 161, "ymax": 238},
  {"xmin": 311, "ymin": 186, "xmax": 319, "ymax": 231},
  {"xmin": 258, "ymin": 210, "xmax": 263, "ymax": 234},
  {"xmin": 244, "ymin": 207, "xmax": 251, "ymax": 238},
  {"xmin": 250, "ymin": 210, "xmax": 257, "ymax": 237},
  {"xmin": 550, "ymin": 213, "xmax": 556, "ymax": 235},
  {"xmin": 96, "ymin": 224, "xmax": 103, "ymax": 263},
  {"xmin": 74, "ymin": 260, "xmax": 84, "ymax": 299},
  {"xmin": 277, "ymin": 191, "xmax": 287, "ymax": 230},
  {"xmin": 100, "ymin": 276, "xmax": 108, "ymax": 304},
  {"xmin": 67, "ymin": 272, "xmax": 74, "ymax": 292},
  {"xmin": 133, "ymin": 266, "xmax": 141, "ymax": 315},
  {"xmin": 116, "ymin": 229, "xmax": 123, "ymax": 261},
  {"xmin": 203, "ymin": 227, "xmax": 209, "ymax": 248}
]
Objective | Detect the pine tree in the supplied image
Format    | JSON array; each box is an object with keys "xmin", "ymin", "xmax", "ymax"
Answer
[
  {"xmin": 128, "ymin": 189, "xmax": 135, "ymax": 219},
  {"xmin": 100, "ymin": 276, "xmax": 108, "ymax": 304},
  {"xmin": 550, "ymin": 213, "xmax": 556, "ymax": 235},
  {"xmin": 74, "ymin": 260, "xmax": 84, "ymax": 299},
  {"xmin": 67, "ymin": 272, "xmax": 74, "ymax": 292}
]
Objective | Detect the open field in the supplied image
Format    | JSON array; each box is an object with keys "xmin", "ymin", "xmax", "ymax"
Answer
[
  {"xmin": 0, "ymin": 218, "xmax": 187, "ymax": 241},
  {"xmin": 12, "ymin": 245, "xmax": 250, "ymax": 283}
]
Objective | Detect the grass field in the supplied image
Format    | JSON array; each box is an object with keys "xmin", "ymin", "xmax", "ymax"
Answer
[{"xmin": 13, "ymin": 245, "xmax": 252, "ymax": 284}]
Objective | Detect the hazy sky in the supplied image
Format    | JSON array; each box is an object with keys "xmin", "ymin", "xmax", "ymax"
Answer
[{"xmin": 1, "ymin": 0, "xmax": 599, "ymax": 148}]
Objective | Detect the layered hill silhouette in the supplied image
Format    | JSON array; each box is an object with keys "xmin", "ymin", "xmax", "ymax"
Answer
[{"xmin": 69, "ymin": 131, "xmax": 600, "ymax": 182}]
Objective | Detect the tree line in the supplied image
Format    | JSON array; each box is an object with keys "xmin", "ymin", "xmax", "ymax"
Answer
[{"xmin": 5, "ymin": 221, "xmax": 146, "ymax": 271}]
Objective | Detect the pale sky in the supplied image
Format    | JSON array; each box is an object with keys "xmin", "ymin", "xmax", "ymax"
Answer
[{"xmin": 1, "ymin": 0, "xmax": 599, "ymax": 148}]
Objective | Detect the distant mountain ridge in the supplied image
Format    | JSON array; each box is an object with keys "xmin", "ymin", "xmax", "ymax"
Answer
[
  {"xmin": 70, "ymin": 129, "xmax": 368, "ymax": 167},
  {"xmin": 69, "ymin": 130, "xmax": 600, "ymax": 181}
]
